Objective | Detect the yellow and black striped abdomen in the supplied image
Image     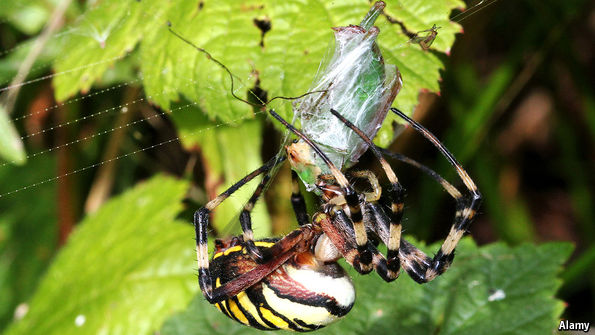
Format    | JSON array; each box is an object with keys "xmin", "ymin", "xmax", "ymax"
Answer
[{"xmin": 211, "ymin": 239, "xmax": 355, "ymax": 332}]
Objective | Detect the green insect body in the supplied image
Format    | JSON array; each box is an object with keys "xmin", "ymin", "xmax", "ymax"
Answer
[{"xmin": 290, "ymin": 1, "xmax": 402, "ymax": 192}]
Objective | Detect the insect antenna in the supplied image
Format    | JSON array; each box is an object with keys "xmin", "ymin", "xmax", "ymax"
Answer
[
  {"xmin": 167, "ymin": 22, "xmax": 263, "ymax": 107},
  {"xmin": 168, "ymin": 22, "xmax": 328, "ymax": 108},
  {"xmin": 267, "ymin": 90, "xmax": 327, "ymax": 104}
]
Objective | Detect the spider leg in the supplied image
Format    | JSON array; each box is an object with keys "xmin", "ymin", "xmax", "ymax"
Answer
[
  {"xmin": 194, "ymin": 156, "xmax": 286, "ymax": 299},
  {"xmin": 329, "ymin": 109, "xmax": 405, "ymax": 279},
  {"xmin": 363, "ymin": 200, "xmax": 445, "ymax": 283},
  {"xmin": 269, "ymin": 109, "xmax": 374, "ymax": 274},
  {"xmin": 315, "ymin": 211, "xmax": 394, "ymax": 282},
  {"xmin": 291, "ymin": 170, "xmax": 309, "ymax": 226},
  {"xmin": 238, "ymin": 155, "xmax": 287, "ymax": 262},
  {"xmin": 365, "ymin": 150, "xmax": 462, "ymax": 243},
  {"xmin": 379, "ymin": 149, "xmax": 463, "ymax": 200},
  {"xmin": 203, "ymin": 224, "xmax": 320, "ymax": 303},
  {"xmin": 368, "ymin": 151, "xmax": 471, "ymax": 283},
  {"xmin": 387, "ymin": 107, "xmax": 482, "ymax": 283}
]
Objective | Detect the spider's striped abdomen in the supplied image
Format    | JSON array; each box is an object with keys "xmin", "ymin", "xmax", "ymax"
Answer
[{"xmin": 211, "ymin": 240, "xmax": 355, "ymax": 332}]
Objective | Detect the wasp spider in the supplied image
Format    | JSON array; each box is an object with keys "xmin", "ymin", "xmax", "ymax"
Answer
[{"xmin": 193, "ymin": 108, "xmax": 481, "ymax": 331}]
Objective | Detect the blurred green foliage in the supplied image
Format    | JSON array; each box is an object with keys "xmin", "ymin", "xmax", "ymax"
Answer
[
  {"xmin": 4, "ymin": 176, "xmax": 195, "ymax": 335},
  {"xmin": 0, "ymin": 0, "xmax": 593, "ymax": 333},
  {"xmin": 0, "ymin": 155, "xmax": 57, "ymax": 328},
  {"xmin": 0, "ymin": 105, "xmax": 26, "ymax": 164}
]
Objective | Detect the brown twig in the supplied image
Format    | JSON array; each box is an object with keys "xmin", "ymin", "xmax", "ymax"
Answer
[{"xmin": 84, "ymin": 87, "xmax": 139, "ymax": 213}]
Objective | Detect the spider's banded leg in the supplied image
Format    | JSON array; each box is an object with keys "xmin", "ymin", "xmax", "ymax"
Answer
[
  {"xmin": 361, "ymin": 156, "xmax": 461, "ymax": 284},
  {"xmin": 363, "ymin": 150, "xmax": 463, "ymax": 253},
  {"xmin": 316, "ymin": 210, "xmax": 394, "ymax": 282},
  {"xmin": 291, "ymin": 171, "xmax": 309, "ymax": 226},
  {"xmin": 194, "ymin": 156, "xmax": 286, "ymax": 300},
  {"xmin": 371, "ymin": 149, "xmax": 462, "ymax": 240},
  {"xmin": 389, "ymin": 107, "xmax": 482, "ymax": 283},
  {"xmin": 269, "ymin": 110, "xmax": 373, "ymax": 273},
  {"xmin": 380, "ymin": 149, "xmax": 463, "ymax": 200},
  {"xmin": 206, "ymin": 225, "xmax": 319, "ymax": 303},
  {"xmin": 239, "ymin": 155, "xmax": 287, "ymax": 262},
  {"xmin": 348, "ymin": 170, "xmax": 404, "ymax": 280},
  {"xmin": 370, "ymin": 151, "xmax": 467, "ymax": 283},
  {"xmin": 329, "ymin": 109, "xmax": 404, "ymax": 278}
]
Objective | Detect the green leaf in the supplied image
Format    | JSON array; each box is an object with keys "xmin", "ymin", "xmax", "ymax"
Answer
[
  {"xmin": 385, "ymin": 0, "xmax": 465, "ymax": 53},
  {"xmin": 4, "ymin": 175, "xmax": 197, "ymax": 335},
  {"xmin": 0, "ymin": 105, "xmax": 27, "ymax": 165},
  {"xmin": 160, "ymin": 239, "xmax": 573, "ymax": 335},
  {"xmin": 53, "ymin": 0, "xmax": 460, "ymax": 131},
  {"xmin": 50, "ymin": 0, "xmax": 465, "ymax": 179},
  {"xmin": 52, "ymin": 0, "xmax": 170, "ymax": 101}
]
